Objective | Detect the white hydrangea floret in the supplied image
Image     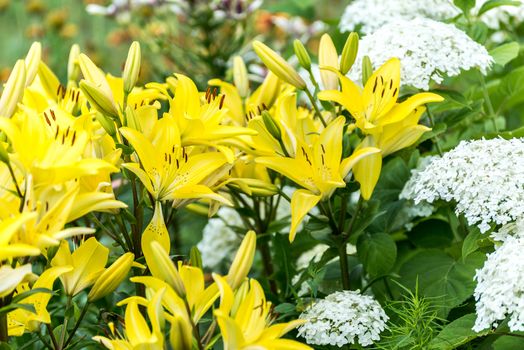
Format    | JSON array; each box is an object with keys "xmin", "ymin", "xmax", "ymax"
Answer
[
  {"xmin": 339, "ymin": 0, "xmax": 460, "ymax": 34},
  {"xmin": 347, "ymin": 18, "xmax": 493, "ymax": 90},
  {"xmin": 401, "ymin": 138, "xmax": 524, "ymax": 233},
  {"xmin": 473, "ymin": 221, "xmax": 524, "ymax": 332},
  {"xmin": 298, "ymin": 290, "xmax": 388, "ymax": 347}
]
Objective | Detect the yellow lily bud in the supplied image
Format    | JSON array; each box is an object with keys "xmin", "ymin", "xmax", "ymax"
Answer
[
  {"xmin": 233, "ymin": 56, "xmax": 249, "ymax": 98},
  {"xmin": 169, "ymin": 314, "xmax": 193, "ymax": 350},
  {"xmin": 67, "ymin": 44, "xmax": 81, "ymax": 82},
  {"xmin": 96, "ymin": 112, "xmax": 117, "ymax": 136},
  {"xmin": 261, "ymin": 110, "xmax": 281, "ymax": 141},
  {"xmin": 362, "ymin": 56, "xmax": 373, "ymax": 85},
  {"xmin": 88, "ymin": 252, "xmax": 134, "ymax": 302},
  {"xmin": 227, "ymin": 230, "xmax": 256, "ymax": 290},
  {"xmin": 319, "ymin": 34, "xmax": 339, "ymax": 91},
  {"xmin": 80, "ymin": 80, "xmax": 119, "ymax": 119},
  {"xmin": 148, "ymin": 240, "xmax": 186, "ymax": 298},
  {"xmin": 24, "ymin": 42, "xmax": 41, "ymax": 87},
  {"xmin": 123, "ymin": 41, "xmax": 141, "ymax": 93},
  {"xmin": 0, "ymin": 60, "xmax": 26, "ymax": 118},
  {"xmin": 252, "ymin": 41, "xmax": 306, "ymax": 89},
  {"xmin": 340, "ymin": 32, "xmax": 359, "ymax": 75},
  {"xmin": 293, "ymin": 39, "xmax": 311, "ymax": 70}
]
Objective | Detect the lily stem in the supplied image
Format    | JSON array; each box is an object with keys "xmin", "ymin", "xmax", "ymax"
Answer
[
  {"xmin": 58, "ymin": 295, "xmax": 73, "ymax": 349},
  {"xmin": 0, "ymin": 296, "xmax": 9, "ymax": 342},
  {"xmin": 184, "ymin": 299, "xmax": 204, "ymax": 350},
  {"xmin": 304, "ymin": 88, "xmax": 327, "ymax": 127},
  {"xmin": 62, "ymin": 302, "xmax": 90, "ymax": 349}
]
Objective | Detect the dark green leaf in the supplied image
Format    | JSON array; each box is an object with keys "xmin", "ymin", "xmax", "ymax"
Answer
[
  {"xmin": 498, "ymin": 66, "xmax": 524, "ymax": 110},
  {"xmin": 357, "ymin": 232, "xmax": 397, "ymax": 276},
  {"xmin": 0, "ymin": 303, "xmax": 36, "ymax": 316},
  {"xmin": 11, "ymin": 287, "xmax": 54, "ymax": 304},
  {"xmin": 407, "ymin": 219, "xmax": 454, "ymax": 249},
  {"xmin": 400, "ymin": 251, "xmax": 485, "ymax": 315}
]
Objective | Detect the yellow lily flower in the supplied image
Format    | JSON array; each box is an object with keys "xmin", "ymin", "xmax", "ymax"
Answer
[
  {"xmin": 50, "ymin": 237, "xmax": 109, "ymax": 296},
  {"xmin": 208, "ymin": 70, "xmax": 284, "ymax": 126},
  {"xmin": 318, "ymin": 58, "xmax": 443, "ymax": 199},
  {"xmin": 317, "ymin": 58, "xmax": 443, "ymax": 134},
  {"xmin": 257, "ymin": 117, "xmax": 380, "ymax": 241},
  {"xmin": 120, "ymin": 117, "xmax": 230, "ymax": 204},
  {"xmin": 0, "ymin": 109, "xmax": 117, "ymax": 187},
  {"xmin": 8, "ymin": 266, "xmax": 72, "ymax": 336},
  {"xmin": 93, "ymin": 289, "xmax": 165, "ymax": 350},
  {"xmin": 214, "ymin": 275, "xmax": 311, "ymax": 350}
]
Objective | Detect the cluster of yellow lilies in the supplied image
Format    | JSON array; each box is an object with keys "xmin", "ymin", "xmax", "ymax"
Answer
[{"xmin": 0, "ymin": 31, "xmax": 442, "ymax": 348}]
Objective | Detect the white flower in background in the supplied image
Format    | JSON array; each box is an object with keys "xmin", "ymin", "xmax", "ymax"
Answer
[
  {"xmin": 298, "ymin": 290, "xmax": 388, "ymax": 347},
  {"xmin": 347, "ymin": 18, "xmax": 493, "ymax": 90},
  {"xmin": 272, "ymin": 16, "xmax": 327, "ymax": 43},
  {"xmin": 197, "ymin": 206, "xmax": 243, "ymax": 270},
  {"xmin": 198, "ymin": 186, "xmax": 302, "ymax": 269},
  {"xmin": 399, "ymin": 157, "xmax": 437, "ymax": 230},
  {"xmin": 402, "ymin": 138, "xmax": 524, "ymax": 233},
  {"xmin": 339, "ymin": 0, "xmax": 459, "ymax": 34},
  {"xmin": 475, "ymin": 0, "xmax": 524, "ymax": 30},
  {"xmin": 473, "ymin": 221, "xmax": 524, "ymax": 332}
]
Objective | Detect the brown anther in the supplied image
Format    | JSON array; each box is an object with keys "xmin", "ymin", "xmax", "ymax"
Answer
[
  {"xmin": 219, "ymin": 95, "xmax": 225, "ymax": 109},
  {"xmin": 43, "ymin": 112, "xmax": 51, "ymax": 126},
  {"xmin": 71, "ymin": 131, "xmax": 76, "ymax": 145},
  {"xmin": 55, "ymin": 125, "xmax": 60, "ymax": 139},
  {"xmin": 50, "ymin": 110, "xmax": 56, "ymax": 121}
]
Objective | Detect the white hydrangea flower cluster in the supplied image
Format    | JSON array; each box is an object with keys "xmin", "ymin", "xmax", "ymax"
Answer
[
  {"xmin": 347, "ymin": 18, "xmax": 493, "ymax": 90},
  {"xmin": 475, "ymin": 0, "xmax": 524, "ymax": 30},
  {"xmin": 339, "ymin": 0, "xmax": 459, "ymax": 34},
  {"xmin": 197, "ymin": 206, "xmax": 244, "ymax": 270},
  {"xmin": 473, "ymin": 221, "xmax": 524, "ymax": 332},
  {"xmin": 401, "ymin": 138, "xmax": 524, "ymax": 233},
  {"xmin": 298, "ymin": 290, "xmax": 388, "ymax": 347}
]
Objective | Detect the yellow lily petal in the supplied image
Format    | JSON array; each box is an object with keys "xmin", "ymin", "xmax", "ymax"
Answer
[
  {"xmin": 353, "ymin": 140, "xmax": 383, "ymax": 200},
  {"xmin": 227, "ymin": 230, "xmax": 256, "ymax": 290},
  {"xmin": 289, "ymin": 190, "xmax": 321, "ymax": 242}
]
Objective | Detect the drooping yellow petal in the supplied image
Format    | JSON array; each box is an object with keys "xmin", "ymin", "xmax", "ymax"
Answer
[
  {"xmin": 289, "ymin": 190, "xmax": 321, "ymax": 242},
  {"xmin": 340, "ymin": 146, "xmax": 381, "ymax": 179},
  {"xmin": 0, "ymin": 264, "xmax": 33, "ymax": 298},
  {"xmin": 353, "ymin": 138, "xmax": 383, "ymax": 200},
  {"xmin": 215, "ymin": 310, "xmax": 246, "ymax": 350}
]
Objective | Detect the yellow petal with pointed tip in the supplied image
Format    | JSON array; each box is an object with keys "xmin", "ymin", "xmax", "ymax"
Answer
[
  {"xmin": 227, "ymin": 230, "xmax": 256, "ymax": 290},
  {"xmin": 289, "ymin": 190, "xmax": 321, "ymax": 242}
]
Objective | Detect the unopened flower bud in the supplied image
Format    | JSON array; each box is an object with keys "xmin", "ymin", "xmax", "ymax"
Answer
[
  {"xmin": 0, "ymin": 60, "xmax": 25, "ymax": 118},
  {"xmin": 96, "ymin": 112, "xmax": 117, "ymax": 137},
  {"xmin": 123, "ymin": 41, "xmax": 141, "ymax": 93},
  {"xmin": 362, "ymin": 56, "xmax": 373, "ymax": 85},
  {"xmin": 88, "ymin": 252, "xmax": 134, "ymax": 302},
  {"xmin": 233, "ymin": 56, "xmax": 249, "ymax": 98},
  {"xmin": 261, "ymin": 110, "xmax": 281, "ymax": 141},
  {"xmin": 24, "ymin": 42, "xmax": 41, "ymax": 87},
  {"xmin": 340, "ymin": 32, "xmax": 359, "ymax": 75},
  {"xmin": 227, "ymin": 230, "xmax": 256, "ymax": 290},
  {"xmin": 0, "ymin": 141, "xmax": 9, "ymax": 164},
  {"xmin": 149, "ymin": 240, "xmax": 187, "ymax": 298},
  {"xmin": 189, "ymin": 246, "xmax": 203, "ymax": 269},
  {"xmin": 293, "ymin": 39, "xmax": 311, "ymax": 71},
  {"xmin": 319, "ymin": 34, "xmax": 339, "ymax": 91},
  {"xmin": 80, "ymin": 80, "xmax": 119, "ymax": 119},
  {"xmin": 67, "ymin": 44, "xmax": 81, "ymax": 83},
  {"xmin": 252, "ymin": 41, "xmax": 306, "ymax": 89}
]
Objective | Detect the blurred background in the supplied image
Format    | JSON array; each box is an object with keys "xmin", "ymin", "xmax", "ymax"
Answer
[{"xmin": 0, "ymin": 0, "xmax": 346, "ymax": 88}]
